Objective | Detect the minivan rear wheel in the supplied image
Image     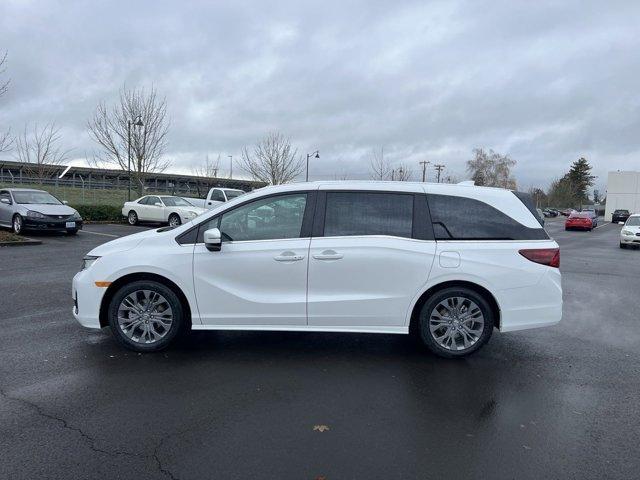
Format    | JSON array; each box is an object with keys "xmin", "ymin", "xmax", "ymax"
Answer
[
  {"xmin": 107, "ymin": 280, "xmax": 184, "ymax": 352},
  {"xmin": 418, "ymin": 287, "xmax": 494, "ymax": 358}
]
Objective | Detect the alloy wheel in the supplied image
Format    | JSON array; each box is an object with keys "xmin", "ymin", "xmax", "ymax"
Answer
[
  {"xmin": 13, "ymin": 215, "xmax": 22, "ymax": 234},
  {"xmin": 428, "ymin": 296, "xmax": 485, "ymax": 351},
  {"xmin": 128, "ymin": 211, "xmax": 137, "ymax": 225},
  {"xmin": 117, "ymin": 290, "xmax": 173, "ymax": 344},
  {"xmin": 169, "ymin": 215, "xmax": 181, "ymax": 227}
]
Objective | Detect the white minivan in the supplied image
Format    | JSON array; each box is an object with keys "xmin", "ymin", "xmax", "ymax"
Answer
[{"xmin": 72, "ymin": 181, "xmax": 562, "ymax": 358}]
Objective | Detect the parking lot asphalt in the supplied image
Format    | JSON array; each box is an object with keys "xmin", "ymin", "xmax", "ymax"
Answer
[{"xmin": 1, "ymin": 219, "xmax": 638, "ymax": 479}]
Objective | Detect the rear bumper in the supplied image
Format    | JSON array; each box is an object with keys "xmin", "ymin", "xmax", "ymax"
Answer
[
  {"xmin": 497, "ymin": 267, "xmax": 562, "ymax": 332},
  {"xmin": 72, "ymin": 269, "xmax": 105, "ymax": 329}
]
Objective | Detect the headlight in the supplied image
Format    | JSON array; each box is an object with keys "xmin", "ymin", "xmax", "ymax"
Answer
[
  {"xmin": 72, "ymin": 211, "xmax": 82, "ymax": 220},
  {"xmin": 27, "ymin": 210, "xmax": 46, "ymax": 219},
  {"xmin": 81, "ymin": 255, "xmax": 100, "ymax": 270},
  {"xmin": 622, "ymin": 229, "xmax": 633, "ymax": 235},
  {"xmin": 187, "ymin": 211, "xmax": 197, "ymax": 217}
]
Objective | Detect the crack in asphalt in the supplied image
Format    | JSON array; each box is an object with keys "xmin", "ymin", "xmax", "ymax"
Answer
[{"xmin": 0, "ymin": 388, "xmax": 181, "ymax": 480}]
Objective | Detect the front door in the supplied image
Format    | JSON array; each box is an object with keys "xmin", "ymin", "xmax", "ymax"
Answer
[
  {"xmin": 193, "ymin": 192, "xmax": 313, "ymax": 326},
  {"xmin": 307, "ymin": 191, "xmax": 436, "ymax": 329},
  {"xmin": 0, "ymin": 191, "xmax": 12, "ymax": 226}
]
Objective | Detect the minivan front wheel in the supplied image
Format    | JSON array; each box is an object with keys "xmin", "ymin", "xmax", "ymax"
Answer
[
  {"xmin": 108, "ymin": 280, "xmax": 184, "ymax": 352},
  {"xmin": 419, "ymin": 287, "xmax": 494, "ymax": 358}
]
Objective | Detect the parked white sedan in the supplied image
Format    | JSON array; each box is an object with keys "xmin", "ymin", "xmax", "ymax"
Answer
[{"xmin": 122, "ymin": 195, "xmax": 207, "ymax": 226}]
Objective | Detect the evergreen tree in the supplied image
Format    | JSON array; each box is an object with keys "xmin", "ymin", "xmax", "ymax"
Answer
[{"xmin": 566, "ymin": 157, "xmax": 596, "ymax": 203}]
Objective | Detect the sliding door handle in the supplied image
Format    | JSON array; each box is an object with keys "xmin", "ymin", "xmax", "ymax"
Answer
[{"xmin": 313, "ymin": 250, "xmax": 343, "ymax": 260}]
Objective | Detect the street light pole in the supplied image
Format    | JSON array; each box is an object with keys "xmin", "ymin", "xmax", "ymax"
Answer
[
  {"xmin": 127, "ymin": 120, "xmax": 131, "ymax": 201},
  {"xmin": 229, "ymin": 155, "xmax": 233, "ymax": 179},
  {"xmin": 306, "ymin": 150, "xmax": 319, "ymax": 182}
]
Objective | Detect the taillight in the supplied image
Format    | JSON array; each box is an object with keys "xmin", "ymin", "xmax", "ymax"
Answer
[{"xmin": 519, "ymin": 248, "xmax": 560, "ymax": 268}]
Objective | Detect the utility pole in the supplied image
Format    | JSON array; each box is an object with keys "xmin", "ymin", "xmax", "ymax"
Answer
[
  {"xmin": 228, "ymin": 155, "xmax": 233, "ymax": 179},
  {"xmin": 419, "ymin": 160, "xmax": 430, "ymax": 182},
  {"xmin": 391, "ymin": 169, "xmax": 395, "ymax": 181},
  {"xmin": 434, "ymin": 164, "xmax": 445, "ymax": 183}
]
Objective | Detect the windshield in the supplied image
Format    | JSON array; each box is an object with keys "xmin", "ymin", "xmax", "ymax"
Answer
[
  {"xmin": 13, "ymin": 191, "xmax": 62, "ymax": 205},
  {"xmin": 224, "ymin": 190, "xmax": 244, "ymax": 199},
  {"xmin": 626, "ymin": 217, "xmax": 640, "ymax": 226},
  {"xmin": 161, "ymin": 196, "xmax": 193, "ymax": 207}
]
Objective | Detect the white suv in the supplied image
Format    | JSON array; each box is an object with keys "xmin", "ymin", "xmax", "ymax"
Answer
[{"xmin": 72, "ymin": 181, "xmax": 562, "ymax": 358}]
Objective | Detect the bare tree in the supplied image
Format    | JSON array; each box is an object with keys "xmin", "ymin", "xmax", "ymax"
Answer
[
  {"xmin": 392, "ymin": 163, "xmax": 413, "ymax": 181},
  {"xmin": 369, "ymin": 147, "xmax": 391, "ymax": 180},
  {"xmin": 466, "ymin": 148, "xmax": 517, "ymax": 189},
  {"xmin": 192, "ymin": 154, "xmax": 221, "ymax": 196},
  {"xmin": 87, "ymin": 86, "xmax": 170, "ymax": 195},
  {"xmin": 240, "ymin": 132, "xmax": 303, "ymax": 185},
  {"xmin": 0, "ymin": 51, "xmax": 12, "ymax": 153},
  {"xmin": 14, "ymin": 123, "xmax": 70, "ymax": 182},
  {"xmin": 193, "ymin": 153, "xmax": 220, "ymax": 178}
]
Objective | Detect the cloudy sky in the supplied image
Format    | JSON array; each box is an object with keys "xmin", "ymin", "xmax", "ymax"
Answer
[{"xmin": 1, "ymin": 0, "xmax": 638, "ymax": 191}]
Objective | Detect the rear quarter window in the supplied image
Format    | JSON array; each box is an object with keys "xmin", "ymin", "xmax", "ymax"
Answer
[{"xmin": 426, "ymin": 194, "xmax": 548, "ymax": 240}]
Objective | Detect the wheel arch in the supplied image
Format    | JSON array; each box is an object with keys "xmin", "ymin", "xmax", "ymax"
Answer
[
  {"xmin": 408, "ymin": 280, "xmax": 501, "ymax": 334},
  {"xmin": 99, "ymin": 272, "xmax": 193, "ymax": 329}
]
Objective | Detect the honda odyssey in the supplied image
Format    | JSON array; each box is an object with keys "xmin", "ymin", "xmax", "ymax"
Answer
[{"xmin": 72, "ymin": 181, "xmax": 562, "ymax": 358}]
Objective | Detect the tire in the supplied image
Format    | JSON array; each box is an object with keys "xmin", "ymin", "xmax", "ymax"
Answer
[
  {"xmin": 67, "ymin": 229, "xmax": 78, "ymax": 235},
  {"xmin": 108, "ymin": 280, "xmax": 184, "ymax": 352},
  {"xmin": 128, "ymin": 210, "xmax": 138, "ymax": 225},
  {"xmin": 168, "ymin": 213, "xmax": 181, "ymax": 227},
  {"xmin": 620, "ymin": 243, "xmax": 626, "ymax": 249},
  {"xmin": 12, "ymin": 214, "xmax": 23, "ymax": 235},
  {"xmin": 418, "ymin": 287, "xmax": 494, "ymax": 358}
]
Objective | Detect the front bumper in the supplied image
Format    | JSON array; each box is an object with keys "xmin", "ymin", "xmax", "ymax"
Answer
[
  {"xmin": 25, "ymin": 217, "xmax": 83, "ymax": 231},
  {"xmin": 72, "ymin": 269, "xmax": 105, "ymax": 329},
  {"xmin": 620, "ymin": 234, "xmax": 640, "ymax": 245}
]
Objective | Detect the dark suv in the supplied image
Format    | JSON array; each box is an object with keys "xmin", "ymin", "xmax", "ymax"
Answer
[{"xmin": 612, "ymin": 209, "xmax": 631, "ymax": 223}]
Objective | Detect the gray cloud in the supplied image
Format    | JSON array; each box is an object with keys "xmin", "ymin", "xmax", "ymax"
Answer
[{"xmin": 0, "ymin": 0, "xmax": 638, "ymax": 191}]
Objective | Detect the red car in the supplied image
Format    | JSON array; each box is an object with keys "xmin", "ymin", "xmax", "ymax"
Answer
[{"xmin": 565, "ymin": 212, "xmax": 594, "ymax": 231}]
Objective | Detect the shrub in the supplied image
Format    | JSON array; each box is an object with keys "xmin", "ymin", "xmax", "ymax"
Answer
[{"xmin": 73, "ymin": 204, "xmax": 122, "ymax": 222}]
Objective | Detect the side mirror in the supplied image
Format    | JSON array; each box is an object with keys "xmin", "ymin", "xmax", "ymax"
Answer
[
  {"xmin": 63, "ymin": 200, "xmax": 69, "ymax": 205},
  {"xmin": 154, "ymin": 202, "xmax": 163, "ymax": 207},
  {"xmin": 204, "ymin": 227, "xmax": 222, "ymax": 252},
  {"xmin": 0, "ymin": 197, "xmax": 10, "ymax": 205}
]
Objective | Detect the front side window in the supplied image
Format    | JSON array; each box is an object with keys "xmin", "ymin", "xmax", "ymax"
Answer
[
  {"xmin": 427, "ymin": 194, "xmax": 548, "ymax": 240},
  {"xmin": 198, "ymin": 194, "xmax": 308, "ymax": 243},
  {"xmin": 210, "ymin": 190, "xmax": 226, "ymax": 202},
  {"xmin": 147, "ymin": 196, "xmax": 162, "ymax": 206},
  {"xmin": 138, "ymin": 197, "xmax": 149, "ymax": 205},
  {"xmin": 323, "ymin": 192, "xmax": 413, "ymax": 238}
]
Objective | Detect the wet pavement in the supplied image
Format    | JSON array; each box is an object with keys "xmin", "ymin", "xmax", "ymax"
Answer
[{"xmin": 0, "ymin": 220, "xmax": 638, "ymax": 479}]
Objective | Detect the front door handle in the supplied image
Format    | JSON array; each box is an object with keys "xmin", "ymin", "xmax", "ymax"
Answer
[
  {"xmin": 313, "ymin": 250, "xmax": 343, "ymax": 260},
  {"xmin": 274, "ymin": 251, "xmax": 305, "ymax": 262}
]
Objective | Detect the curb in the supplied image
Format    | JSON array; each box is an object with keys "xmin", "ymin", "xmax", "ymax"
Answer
[{"xmin": 0, "ymin": 238, "xmax": 43, "ymax": 247}]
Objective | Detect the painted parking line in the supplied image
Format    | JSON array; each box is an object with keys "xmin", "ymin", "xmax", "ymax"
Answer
[
  {"xmin": 595, "ymin": 222, "xmax": 612, "ymax": 229},
  {"xmin": 78, "ymin": 230, "xmax": 119, "ymax": 238}
]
